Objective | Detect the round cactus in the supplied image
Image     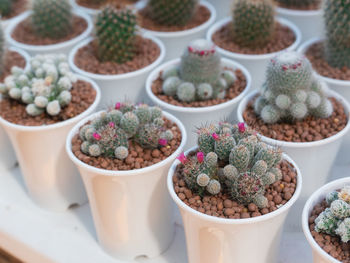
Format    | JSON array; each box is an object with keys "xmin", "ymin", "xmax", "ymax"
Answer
[
  {"xmin": 176, "ymin": 82, "xmax": 195, "ymax": 102},
  {"xmin": 0, "ymin": 0, "xmax": 12, "ymax": 17},
  {"xmin": 120, "ymin": 112, "xmax": 140, "ymax": 137},
  {"xmin": 197, "ymin": 173, "xmax": 210, "ymax": 187},
  {"xmin": 229, "ymin": 145, "xmax": 250, "ymax": 172},
  {"xmin": 206, "ymin": 179, "xmax": 221, "ymax": 195}
]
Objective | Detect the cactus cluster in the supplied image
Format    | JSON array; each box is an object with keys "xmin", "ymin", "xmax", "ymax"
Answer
[
  {"xmin": 315, "ymin": 186, "xmax": 350, "ymax": 243},
  {"xmin": 79, "ymin": 103, "xmax": 174, "ymax": 159},
  {"xmin": 275, "ymin": 0, "xmax": 321, "ymax": 8},
  {"xmin": 31, "ymin": 0, "xmax": 73, "ymax": 39},
  {"xmin": 324, "ymin": 0, "xmax": 350, "ymax": 69},
  {"xmin": 178, "ymin": 122, "xmax": 283, "ymax": 208},
  {"xmin": 146, "ymin": 0, "xmax": 198, "ymax": 26},
  {"xmin": 95, "ymin": 5, "xmax": 137, "ymax": 64},
  {"xmin": 254, "ymin": 52, "xmax": 333, "ymax": 124},
  {"xmin": 0, "ymin": 54, "xmax": 77, "ymax": 117},
  {"xmin": 0, "ymin": 0, "xmax": 12, "ymax": 17},
  {"xmin": 162, "ymin": 39, "xmax": 237, "ymax": 102},
  {"xmin": 232, "ymin": 0, "xmax": 275, "ymax": 48}
]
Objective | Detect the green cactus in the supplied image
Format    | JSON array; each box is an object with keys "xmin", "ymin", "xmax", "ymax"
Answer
[
  {"xmin": 255, "ymin": 52, "xmax": 333, "ymax": 124},
  {"xmin": 324, "ymin": 0, "xmax": 350, "ymax": 68},
  {"xmin": 95, "ymin": 6, "xmax": 137, "ymax": 64},
  {"xmin": 275, "ymin": 0, "xmax": 321, "ymax": 8},
  {"xmin": 231, "ymin": 0, "xmax": 275, "ymax": 48},
  {"xmin": 0, "ymin": 26, "xmax": 4, "ymax": 77},
  {"xmin": 0, "ymin": 0, "xmax": 12, "ymax": 17},
  {"xmin": 31, "ymin": 0, "xmax": 73, "ymax": 39},
  {"xmin": 146, "ymin": 0, "xmax": 198, "ymax": 26}
]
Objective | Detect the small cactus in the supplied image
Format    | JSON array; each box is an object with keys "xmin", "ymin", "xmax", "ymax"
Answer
[
  {"xmin": 31, "ymin": 0, "xmax": 73, "ymax": 39},
  {"xmin": 146, "ymin": 0, "xmax": 198, "ymax": 26},
  {"xmin": 95, "ymin": 6, "xmax": 137, "ymax": 63},
  {"xmin": 0, "ymin": 54, "xmax": 76, "ymax": 117},
  {"xmin": 79, "ymin": 103, "xmax": 174, "ymax": 159},
  {"xmin": 231, "ymin": 0, "xmax": 275, "ymax": 48},
  {"xmin": 0, "ymin": 0, "xmax": 12, "ymax": 17},
  {"xmin": 254, "ymin": 52, "xmax": 333, "ymax": 124},
  {"xmin": 315, "ymin": 186, "xmax": 350, "ymax": 243},
  {"xmin": 275, "ymin": 0, "xmax": 321, "ymax": 8},
  {"xmin": 324, "ymin": 0, "xmax": 350, "ymax": 68},
  {"xmin": 162, "ymin": 39, "xmax": 236, "ymax": 102},
  {"xmin": 180, "ymin": 122, "xmax": 283, "ymax": 208}
]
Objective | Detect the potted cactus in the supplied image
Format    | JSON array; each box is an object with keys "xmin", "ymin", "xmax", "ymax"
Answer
[
  {"xmin": 146, "ymin": 39, "xmax": 251, "ymax": 148},
  {"xmin": 69, "ymin": 5, "xmax": 165, "ymax": 106},
  {"xmin": 137, "ymin": 0, "xmax": 216, "ymax": 61},
  {"xmin": 5, "ymin": 0, "xmax": 93, "ymax": 55},
  {"xmin": 0, "ymin": 0, "xmax": 28, "ymax": 30},
  {"xmin": 66, "ymin": 102, "xmax": 186, "ymax": 260},
  {"xmin": 237, "ymin": 51, "xmax": 350, "ymax": 225},
  {"xmin": 0, "ymin": 53, "xmax": 101, "ymax": 211},
  {"xmin": 299, "ymin": 0, "xmax": 350, "ymax": 164},
  {"xmin": 303, "ymin": 178, "xmax": 350, "ymax": 263},
  {"xmin": 207, "ymin": 0, "xmax": 301, "ymax": 90},
  {"xmin": 275, "ymin": 0, "xmax": 324, "ymax": 42},
  {"xmin": 167, "ymin": 121, "xmax": 302, "ymax": 263}
]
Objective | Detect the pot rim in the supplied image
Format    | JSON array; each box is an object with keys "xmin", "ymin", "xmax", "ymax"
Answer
[
  {"xmin": 0, "ymin": 75, "xmax": 102, "ymax": 131},
  {"xmin": 8, "ymin": 46, "xmax": 31, "ymax": 72},
  {"xmin": 276, "ymin": 5, "xmax": 323, "ymax": 16},
  {"xmin": 145, "ymin": 58, "xmax": 252, "ymax": 113},
  {"xmin": 5, "ymin": 10, "xmax": 93, "ymax": 52},
  {"xmin": 298, "ymin": 37, "xmax": 350, "ymax": 86},
  {"xmin": 167, "ymin": 146, "xmax": 302, "ymax": 224},
  {"xmin": 302, "ymin": 178, "xmax": 349, "ymax": 263},
  {"xmin": 237, "ymin": 89, "xmax": 350, "ymax": 148},
  {"xmin": 68, "ymin": 35, "xmax": 166, "ymax": 80},
  {"xmin": 138, "ymin": 0, "xmax": 216, "ymax": 38},
  {"xmin": 65, "ymin": 110, "xmax": 187, "ymax": 177},
  {"xmin": 206, "ymin": 16, "xmax": 302, "ymax": 61}
]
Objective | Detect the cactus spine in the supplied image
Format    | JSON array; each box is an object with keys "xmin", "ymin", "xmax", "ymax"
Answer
[{"xmin": 95, "ymin": 6, "xmax": 137, "ymax": 64}]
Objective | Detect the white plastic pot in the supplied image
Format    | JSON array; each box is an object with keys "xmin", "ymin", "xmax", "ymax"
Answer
[
  {"xmin": 69, "ymin": 35, "xmax": 165, "ymax": 108},
  {"xmin": 207, "ymin": 17, "xmax": 302, "ymax": 90},
  {"xmin": 299, "ymin": 37, "xmax": 350, "ymax": 164},
  {"xmin": 146, "ymin": 58, "xmax": 251, "ymax": 150},
  {"xmin": 302, "ymin": 178, "xmax": 349, "ymax": 263},
  {"xmin": 139, "ymin": 1, "xmax": 216, "ymax": 62},
  {"xmin": 276, "ymin": 7, "xmax": 324, "ymax": 42},
  {"xmin": 168, "ymin": 147, "xmax": 302, "ymax": 263},
  {"xmin": 237, "ymin": 90, "xmax": 350, "ymax": 230},
  {"xmin": 66, "ymin": 110, "xmax": 187, "ymax": 261},
  {"xmin": 205, "ymin": 0, "xmax": 231, "ymax": 21},
  {"xmin": 5, "ymin": 10, "xmax": 93, "ymax": 56},
  {"xmin": 0, "ymin": 75, "xmax": 101, "ymax": 211},
  {"xmin": 1, "ymin": 9, "xmax": 27, "ymax": 31},
  {"xmin": 0, "ymin": 47, "xmax": 30, "ymax": 172}
]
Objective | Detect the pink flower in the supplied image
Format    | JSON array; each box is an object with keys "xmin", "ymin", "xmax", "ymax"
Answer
[
  {"xmin": 177, "ymin": 152, "xmax": 188, "ymax": 164},
  {"xmin": 109, "ymin": 122, "xmax": 115, "ymax": 128},
  {"xmin": 212, "ymin": 133, "xmax": 219, "ymax": 141},
  {"xmin": 238, "ymin": 122, "xmax": 246, "ymax": 133},
  {"xmin": 115, "ymin": 102, "xmax": 121, "ymax": 110},
  {"xmin": 158, "ymin": 138, "xmax": 168, "ymax": 146},
  {"xmin": 188, "ymin": 46, "xmax": 194, "ymax": 53},
  {"xmin": 93, "ymin": 132, "xmax": 101, "ymax": 140},
  {"xmin": 197, "ymin": 152, "xmax": 204, "ymax": 163}
]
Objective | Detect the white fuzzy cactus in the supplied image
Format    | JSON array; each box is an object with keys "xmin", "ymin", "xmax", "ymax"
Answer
[{"xmin": 0, "ymin": 54, "xmax": 76, "ymax": 117}]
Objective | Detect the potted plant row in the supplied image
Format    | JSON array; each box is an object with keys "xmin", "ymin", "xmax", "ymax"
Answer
[
  {"xmin": 0, "ymin": 53, "xmax": 101, "ymax": 211},
  {"xmin": 168, "ymin": 121, "xmax": 302, "ymax": 263},
  {"xmin": 66, "ymin": 102, "xmax": 186, "ymax": 260},
  {"xmin": 146, "ymin": 39, "xmax": 251, "ymax": 148},
  {"xmin": 5, "ymin": 0, "xmax": 93, "ymax": 55},
  {"xmin": 207, "ymin": 0, "xmax": 301, "ymax": 90}
]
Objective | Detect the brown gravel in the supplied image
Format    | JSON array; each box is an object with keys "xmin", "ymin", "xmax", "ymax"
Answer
[
  {"xmin": 2, "ymin": 0, "xmax": 28, "ymax": 20},
  {"xmin": 11, "ymin": 16, "xmax": 87, "ymax": 46},
  {"xmin": 138, "ymin": 5, "xmax": 211, "ymax": 32},
  {"xmin": 74, "ymin": 36, "xmax": 160, "ymax": 75},
  {"xmin": 71, "ymin": 118, "xmax": 182, "ymax": 170},
  {"xmin": 174, "ymin": 158, "xmax": 297, "ymax": 219},
  {"xmin": 309, "ymin": 199, "xmax": 350, "ymax": 262},
  {"xmin": 305, "ymin": 41, "xmax": 350, "ymax": 81},
  {"xmin": 76, "ymin": 0, "xmax": 138, "ymax": 9},
  {"xmin": 275, "ymin": 1, "xmax": 321, "ymax": 10},
  {"xmin": 212, "ymin": 22, "xmax": 296, "ymax": 55},
  {"xmin": 0, "ymin": 80, "xmax": 96, "ymax": 126},
  {"xmin": 0, "ymin": 51, "xmax": 26, "ymax": 83},
  {"xmin": 243, "ymin": 97, "xmax": 348, "ymax": 142},
  {"xmin": 152, "ymin": 69, "xmax": 247, "ymax": 108}
]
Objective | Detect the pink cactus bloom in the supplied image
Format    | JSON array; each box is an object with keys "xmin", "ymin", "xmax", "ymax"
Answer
[
  {"xmin": 197, "ymin": 152, "xmax": 204, "ymax": 163},
  {"xmin": 115, "ymin": 102, "xmax": 121, "ymax": 110},
  {"xmin": 238, "ymin": 122, "xmax": 246, "ymax": 133},
  {"xmin": 212, "ymin": 133, "xmax": 219, "ymax": 141},
  {"xmin": 109, "ymin": 122, "xmax": 115, "ymax": 128},
  {"xmin": 93, "ymin": 132, "xmax": 101, "ymax": 140},
  {"xmin": 158, "ymin": 138, "xmax": 168, "ymax": 146},
  {"xmin": 177, "ymin": 152, "xmax": 188, "ymax": 164}
]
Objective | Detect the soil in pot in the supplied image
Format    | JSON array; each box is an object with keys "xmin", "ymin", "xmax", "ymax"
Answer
[
  {"xmin": 138, "ymin": 4, "xmax": 210, "ymax": 32},
  {"xmin": 74, "ymin": 35, "xmax": 160, "ymax": 75},
  {"xmin": 76, "ymin": 0, "xmax": 138, "ymax": 10},
  {"xmin": 173, "ymin": 155, "xmax": 297, "ymax": 219},
  {"xmin": 275, "ymin": 0, "xmax": 321, "ymax": 10},
  {"xmin": 11, "ymin": 16, "xmax": 88, "ymax": 46},
  {"xmin": 305, "ymin": 42, "xmax": 350, "ymax": 81},
  {"xmin": 0, "ymin": 80, "xmax": 96, "ymax": 126},
  {"xmin": 1, "ymin": 0, "xmax": 27, "ymax": 20},
  {"xmin": 243, "ymin": 97, "xmax": 348, "ymax": 142},
  {"xmin": 0, "ymin": 50, "xmax": 26, "ymax": 82},
  {"xmin": 308, "ymin": 197, "xmax": 350, "ymax": 262}
]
